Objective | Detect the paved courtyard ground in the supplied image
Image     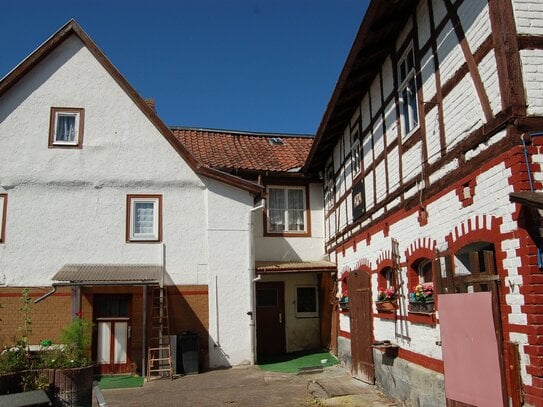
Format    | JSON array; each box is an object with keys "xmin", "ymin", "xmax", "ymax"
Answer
[{"xmin": 94, "ymin": 365, "xmax": 398, "ymax": 406}]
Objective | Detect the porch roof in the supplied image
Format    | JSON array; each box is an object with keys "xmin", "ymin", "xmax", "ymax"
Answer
[
  {"xmin": 53, "ymin": 264, "xmax": 162, "ymax": 284},
  {"xmin": 255, "ymin": 260, "xmax": 336, "ymax": 274},
  {"xmin": 509, "ymin": 191, "xmax": 543, "ymax": 209}
]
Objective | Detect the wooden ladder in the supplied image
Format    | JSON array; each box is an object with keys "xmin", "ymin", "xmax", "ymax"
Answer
[{"xmin": 146, "ymin": 286, "xmax": 173, "ymax": 381}]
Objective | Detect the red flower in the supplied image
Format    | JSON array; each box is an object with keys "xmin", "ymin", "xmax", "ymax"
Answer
[{"xmin": 75, "ymin": 311, "xmax": 82, "ymax": 318}]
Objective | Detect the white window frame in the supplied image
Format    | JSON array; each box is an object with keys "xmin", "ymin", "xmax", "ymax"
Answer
[
  {"xmin": 49, "ymin": 107, "xmax": 84, "ymax": 148},
  {"xmin": 398, "ymin": 46, "xmax": 419, "ymax": 137},
  {"xmin": 295, "ymin": 285, "xmax": 319, "ymax": 318},
  {"xmin": 127, "ymin": 195, "xmax": 162, "ymax": 242},
  {"xmin": 324, "ymin": 165, "xmax": 335, "ymax": 211},
  {"xmin": 266, "ymin": 186, "xmax": 307, "ymax": 234},
  {"xmin": 0, "ymin": 194, "xmax": 6, "ymax": 243}
]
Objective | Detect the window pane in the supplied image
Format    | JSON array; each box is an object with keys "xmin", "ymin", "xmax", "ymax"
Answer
[
  {"xmin": 287, "ymin": 189, "xmax": 303, "ymax": 210},
  {"xmin": 56, "ymin": 114, "xmax": 77, "ymax": 142},
  {"xmin": 256, "ymin": 288, "xmax": 278, "ymax": 307},
  {"xmin": 288, "ymin": 209, "xmax": 304, "ymax": 231},
  {"xmin": 134, "ymin": 202, "xmax": 155, "ymax": 234},
  {"xmin": 297, "ymin": 287, "xmax": 317, "ymax": 313},
  {"xmin": 269, "ymin": 189, "xmax": 285, "ymax": 210}
]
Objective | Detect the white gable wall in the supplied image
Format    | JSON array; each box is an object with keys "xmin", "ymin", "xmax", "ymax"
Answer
[{"xmin": 0, "ymin": 34, "xmax": 255, "ymax": 367}]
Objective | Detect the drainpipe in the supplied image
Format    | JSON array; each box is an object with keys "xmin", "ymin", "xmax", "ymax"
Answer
[
  {"xmin": 521, "ymin": 131, "xmax": 543, "ymax": 268},
  {"xmin": 249, "ymin": 199, "xmax": 265, "ymax": 364}
]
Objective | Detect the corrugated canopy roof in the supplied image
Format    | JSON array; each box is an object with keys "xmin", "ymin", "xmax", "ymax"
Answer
[
  {"xmin": 256, "ymin": 261, "xmax": 336, "ymax": 274},
  {"xmin": 53, "ymin": 264, "xmax": 162, "ymax": 283}
]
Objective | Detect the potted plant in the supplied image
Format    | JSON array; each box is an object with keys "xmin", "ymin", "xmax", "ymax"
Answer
[
  {"xmin": 38, "ymin": 312, "xmax": 94, "ymax": 407},
  {"xmin": 408, "ymin": 283, "xmax": 435, "ymax": 313},
  {"xmin": 375, "ymin": 287, "xmax": 397, "ymax": 312}
]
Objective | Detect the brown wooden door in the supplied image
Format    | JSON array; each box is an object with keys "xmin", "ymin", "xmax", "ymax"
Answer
[
  {"xmin": 256, "ymin": 282, "xmax": 286, "ymax": 357},
  {"xmin": 93, "ymin": 295, "xmax": 132, "ymax": 374},
  {"xmin": 349, "ymin": 269, "xmax": 374, "ymax": 384}
]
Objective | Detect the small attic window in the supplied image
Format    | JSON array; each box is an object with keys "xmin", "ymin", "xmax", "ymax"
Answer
[{"xmin": 269, "ymin": 137, "xmax": 284, "ymax": 146}]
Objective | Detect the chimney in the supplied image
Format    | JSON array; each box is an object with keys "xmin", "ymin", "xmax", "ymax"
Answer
[{"xmin": 144, "ymin": 98, "xmax": 156, "ymax": 112}]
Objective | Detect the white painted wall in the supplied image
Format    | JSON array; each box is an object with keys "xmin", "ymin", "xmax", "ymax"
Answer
[
  {"xmin": 0, "ymin": 34, "xmax": 255, "ymax": 367},
  {"xmin": 512, "ymin": 0, "xmax": 543, "ymax": 35}
]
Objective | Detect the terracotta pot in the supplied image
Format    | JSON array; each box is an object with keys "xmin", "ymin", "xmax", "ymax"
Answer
[{"xmin": 375, "ymin": 300, "xmax": 397, "ymax": 312}]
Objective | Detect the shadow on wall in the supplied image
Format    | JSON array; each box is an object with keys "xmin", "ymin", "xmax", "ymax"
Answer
[{"xmin": 164, "ymin": 285, "xmax": 230, "ymax": 372}]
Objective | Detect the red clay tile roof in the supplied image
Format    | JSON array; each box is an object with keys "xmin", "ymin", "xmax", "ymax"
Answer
[{"xmin": 171, "ymin": 128, "xmax": 314, "ymax": 173}]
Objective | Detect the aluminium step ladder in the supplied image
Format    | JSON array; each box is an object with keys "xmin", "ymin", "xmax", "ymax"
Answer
[{"xmin": 146, "ymin": 286, "xmax": 173, "ymax": 381}]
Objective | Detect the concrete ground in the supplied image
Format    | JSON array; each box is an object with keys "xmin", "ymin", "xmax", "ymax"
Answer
[{"xmin": 94, "ymin": 365, "xmax": 398, "ymax": 407}]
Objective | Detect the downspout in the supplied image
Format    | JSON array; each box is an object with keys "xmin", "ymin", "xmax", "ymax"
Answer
[
  {"xmin": 249, "ymin": 199, "xmax": 265, "ymax": 364},
  {"xmin": 521, "ymin": 131, "xmax": 543, "ymax": 268}
]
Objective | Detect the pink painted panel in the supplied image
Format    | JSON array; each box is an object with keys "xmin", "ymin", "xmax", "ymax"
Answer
[{"xmin": 439, "ymin": 292, "xmax": 504, "ymax": 407}]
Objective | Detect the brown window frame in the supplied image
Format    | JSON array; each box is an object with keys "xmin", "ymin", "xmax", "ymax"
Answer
[
  {"xmin": 264, "ymin": 185, "xmax": 311, "ymax": 237},
  {"xmin": 48, "ymin": 107, "xmax": 85, "ymax": 149},
  {"xmin": 0, "ymin": 194, "xmax": 7, "ymax": 243},
  {"xmin": 126, "ymin": 194, "xmax": 163, "ymax": 243}
]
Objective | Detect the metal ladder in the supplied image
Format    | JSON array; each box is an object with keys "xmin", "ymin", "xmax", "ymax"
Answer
[{"xmin": 146, "ymin": 286, "xmax": 173, "ymax": 381}]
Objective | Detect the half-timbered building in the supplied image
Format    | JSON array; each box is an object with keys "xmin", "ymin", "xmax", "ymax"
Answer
[{"xmin": 304, "ymin": 0, "xmax": 543, "ymax": 405}]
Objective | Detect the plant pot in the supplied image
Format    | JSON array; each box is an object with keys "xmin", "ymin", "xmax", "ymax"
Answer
[
  {"xmin": 51, "ymin": 365, "xmax": 93, "ymax": 407},
  {"xmin": 375, "ymin": 300, "xmax": 397, "ymax": 312},
  {"xmin": 408, "ymin": 301, "xmax": 435, "ymax": 314}
]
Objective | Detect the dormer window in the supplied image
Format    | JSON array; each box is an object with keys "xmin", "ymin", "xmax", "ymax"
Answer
[
  {"xmin": 266, "ymin": 186, "xmax": 309, "ymax": 236},
  {"xmin": 269, "ymin": 137, "xmax": 284, "ymax": 146},
  {"xmin": 49, "ymin": 107, "xmax": 84, "ymax": 148}
]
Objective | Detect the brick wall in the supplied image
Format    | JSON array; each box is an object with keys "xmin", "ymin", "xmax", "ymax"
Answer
[
  {"xmin": 0, "ymin": 285, "xmax": 209, "ymax": 374},
  {"xmin": 0, "ymin": 287, "xmax": 72, "ymax": 347}
]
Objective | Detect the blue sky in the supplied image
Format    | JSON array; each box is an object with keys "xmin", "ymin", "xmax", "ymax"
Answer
[{"xmin": 0, "ymin": 0, "xmax": 368, "ymax": 134}]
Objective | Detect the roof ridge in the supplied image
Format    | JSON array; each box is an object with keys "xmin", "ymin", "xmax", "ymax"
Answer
[{"xmin": 170, "ymin": 126, "xmax": 314, "ymax": 138}]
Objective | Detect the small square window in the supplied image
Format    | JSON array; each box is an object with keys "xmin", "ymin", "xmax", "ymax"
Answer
[
  {"xmin": 49, "ymin": 107, "xmax": 84, "ymax": 148},
  {"xmin": 126, "ymin": 195, "xmax": 162, "ymax": 242},
  {"xmin": 296, "ymin": 286, "xmax": 318, "ymax": 318},
  {"xmin": 0, "ymin": 194, "xmax": 7, "ymax": 243}
]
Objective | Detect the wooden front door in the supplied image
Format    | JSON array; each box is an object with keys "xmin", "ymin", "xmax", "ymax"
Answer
[
  {"xmin": 256, "ymin": 282, "xmax": 286, "ymax": 357},
  {"xmin": 349, "ymin": 269, "xmax": 374, "ymax": 384},
  {"xmin": 93, "ymin": 295, "xmax": 132, "ymax": 374}
]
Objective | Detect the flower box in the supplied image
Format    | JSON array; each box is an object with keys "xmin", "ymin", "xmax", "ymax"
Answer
[
  {"xmin": 375, "ymin": 300, "xmax": 397, "ymax": 312},
  {"xmin": 408, "ymin": 301, "xmax": 435, "ymax": 314}
]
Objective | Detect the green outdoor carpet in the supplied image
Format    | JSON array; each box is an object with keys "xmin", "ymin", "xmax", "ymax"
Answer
[
  {"xmin": 257, "ymin": 351, "xmax": 339, "ymax": 373},
  {"xmin": 97, "ymin": 375, "xmax": 144, "ymax": 390}
]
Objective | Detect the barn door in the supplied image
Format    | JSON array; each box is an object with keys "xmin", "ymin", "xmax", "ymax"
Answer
[
  {"xmin": 435, "ymin": 249, "xmax": 507, "ymax": 407},
  {"xmin": 349, "ymin": 269, "xmax": 374, "ymax": 384}
]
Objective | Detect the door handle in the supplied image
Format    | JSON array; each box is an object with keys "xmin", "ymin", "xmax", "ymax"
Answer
[{"xmin": 279, "ymin": 313, "xmax": 282, "ymax": 324}]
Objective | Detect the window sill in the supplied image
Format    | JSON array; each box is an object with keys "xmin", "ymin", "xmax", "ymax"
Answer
[
  {"xmin": 264, "ymin": 231, "xmax": 311, "ymax": 238},
  {"xmin": 408, "ymin": 312, "xmax": 437, "ymax": 326}
]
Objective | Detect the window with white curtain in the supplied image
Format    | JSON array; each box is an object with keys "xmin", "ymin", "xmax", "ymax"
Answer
[
  {"xmin": 49, "ymin": 107, "xmax": 84, "ymax": 147},
  {"xmin": 267, "ymin": 186, "xmax": 306, "ymax": 233},
  {"xmin": 126, "ymin": 195, "xmax": 162, "ymax": 242},
  {"xmin": 398, "ymin": 46, "xmax": 418, "ymax": 137}
]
